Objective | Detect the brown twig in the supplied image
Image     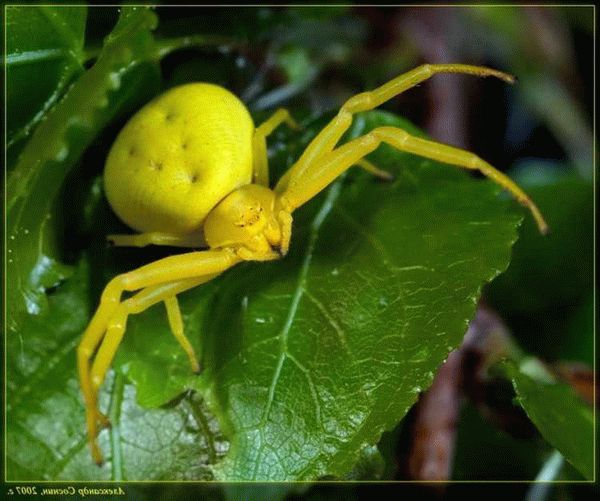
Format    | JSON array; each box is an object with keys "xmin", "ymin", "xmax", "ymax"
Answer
[{"xmin": 400, "ymin": 304, "xmax": 535, "ymax": 481}]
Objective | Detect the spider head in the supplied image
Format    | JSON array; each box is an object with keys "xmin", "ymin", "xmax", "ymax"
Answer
[{"xmin": 204, "ymin": 184, "xmax": 284, "ymax": 257}]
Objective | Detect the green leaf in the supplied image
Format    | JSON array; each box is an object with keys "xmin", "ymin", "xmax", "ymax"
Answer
[
  {"xmin": 503, "ymin": 359, "xmax": 594, "ymax": 480},
  {"xmin": 6, "ymin": 7, "xmax": 159, "ymax": 330},
  {"xmin": 6, "ymin": 6, "xmax": 87, "ymax": 151},
  {"xmin": 6, "ymin": 262, "xmax": 227, "ymax": 481},
  {"xmin": 113, "ymin": 111, "xmax": 522, "ymax": 480}
]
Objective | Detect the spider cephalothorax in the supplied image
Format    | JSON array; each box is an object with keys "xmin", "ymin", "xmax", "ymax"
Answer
[
  {"xmin": 204, "ymin": 184, "xmax": 291, "ymax": 259},
  {"xmin": 78, "ymin": 64, "xmax": 548, "ymax": 464}
]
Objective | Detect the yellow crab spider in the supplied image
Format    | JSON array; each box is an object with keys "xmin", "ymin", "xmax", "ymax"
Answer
[{"xmin": 78, "ymin": 63, "xmax": 548, "ymax": 465}]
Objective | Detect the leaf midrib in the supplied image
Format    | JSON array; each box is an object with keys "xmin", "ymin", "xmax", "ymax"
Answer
[{"xmin": 260, "ymin": 181, "xmax": 343, "ymax": 427}]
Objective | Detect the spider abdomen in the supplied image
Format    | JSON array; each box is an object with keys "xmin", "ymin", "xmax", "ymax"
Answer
[{"xmin": 104, "ymin": 83, "xmax": 255, "ymax": 235}]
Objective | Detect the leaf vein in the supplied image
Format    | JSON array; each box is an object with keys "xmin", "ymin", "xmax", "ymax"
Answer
[
  {"xmin": 9, "ymin": 420, "xmax": 60, "ymax": 461},
  {"xmin": 333, "ymin": 207, "xmax": 391, "ymax": 264},
  {"xmin": 286, "ymin": 352, "xmax": 323, "ymax": 430},
  {"xmin": 10, "ymin": 337, "xmax": 79, "ymax": 409},
  {"xmin": 50, "ymin": 436, "xmax": 89, "ymax": 479},
  {"xmin": 304, "ymin": 289, "xmax": 353, "ymax": 358}
]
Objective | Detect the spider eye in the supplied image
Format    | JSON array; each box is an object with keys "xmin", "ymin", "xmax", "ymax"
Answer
[{"xmin": 234, "ymin": 204, "xmax": 262, "ymax": 227}]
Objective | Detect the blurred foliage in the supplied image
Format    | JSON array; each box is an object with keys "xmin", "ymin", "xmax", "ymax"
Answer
[
  {"xmin": 4, "ymin": 3, "xmax": 594, "ymax": 497},
  {"xmin": 452, "ymin": 402, "xmax": 550, "ymax": 481},
  {"xmin": 464, "ymin": 7, "xmax": 593, "ymax": 179},
  {"xmin": 486, "ymin": 163, "xmax": 593, "ymax": 364}
]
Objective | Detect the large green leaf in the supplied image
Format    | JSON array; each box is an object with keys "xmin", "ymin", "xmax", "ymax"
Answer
[
  {"xmin": 6, "ymin": 6, "xmax": 87, "ymax": 151},
  {"xmin": 6, "ymin": 7, "xmax": 159, "ymax": 330},
  {"xmin": 7, "ymin": 109, "xmax": 523, "ymax": 480},
  {"xmin": 503, "ymin": 360, "xmax": 594, "ymax": 480},
  {"xmin": 206, "ymin": 113, "xmax": 521, "ymax": 480},
  {"xmin": 6, "ymin": 262, "xmax": 227, "ymax": 481}
]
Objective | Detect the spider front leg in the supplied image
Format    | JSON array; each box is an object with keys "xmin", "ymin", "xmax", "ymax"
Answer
[
  {"xmin": 277, "ymin": 126, "xmax": 548, "ymax": 233},
  {"xmin": 252, "ymin": 108, "xmax": 300, "ymax": 186},
  {"xmin": 276, "ymin": 64, "xmax": 515, "ymax": 194},
  {"xmin": 78, "ymin": 249, "xmax": 240, "ymax": 464}
]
